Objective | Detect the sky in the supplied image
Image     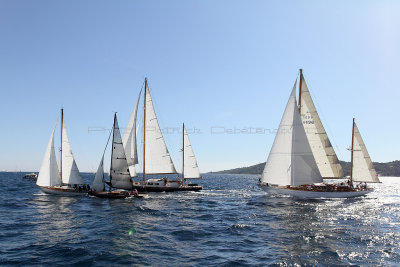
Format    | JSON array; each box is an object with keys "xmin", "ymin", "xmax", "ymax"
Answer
[{"xmin": 0, "ymin": 0, "xmax": 400, "ymax": 172}]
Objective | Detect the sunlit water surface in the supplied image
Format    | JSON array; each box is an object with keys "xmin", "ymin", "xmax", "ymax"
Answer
[{"xmin": 1, "ymin": 173, "xmax": 399, "ymax": 266}]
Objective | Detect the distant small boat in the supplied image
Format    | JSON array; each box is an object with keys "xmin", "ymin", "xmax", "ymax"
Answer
[
  {"xmin": 128, "ymin": 78, "xmax": 202, "ymax": 192},
  {"xmin": 22, "ymin": 173, "xmax": 38, "ymax": 180},
  {"xmin": 89, "ymin": 113, "xmax": 141, "ymax": 199},
  {"xmin": 36, "ymin": 109, "xmax": 89, "ymax": 195},
  {"xmin": 259, "ymin": 70, "xmax": 375, "ymax": 198}
]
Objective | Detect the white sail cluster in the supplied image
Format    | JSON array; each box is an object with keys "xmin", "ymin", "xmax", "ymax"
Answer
[
  {"xmin": 261, "ymin": 82, "xmax": 322, "ymax": 186},
  {"xmin": 299, "ymin": 75, "xmax": 343, "ymax": 178},
  {"xmin": 352, "ymin": 123, "xmax": 380, "ymax": 183},
  {"xmin": 183, "ymin": 125, "xmax": 201, "ymax": 179},
  {"xmin": 37, "ymin": 128, "xmax": 62, "ymax": 187}
]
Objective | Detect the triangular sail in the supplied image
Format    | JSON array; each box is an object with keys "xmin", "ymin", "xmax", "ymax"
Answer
[
  {"xmin": 122, "ymin": 89, "xmax": 142, "ymax": 177},
  {"xmin": 110, "ymin": 114, "xmax": 133, "ymax": 190},
  {"xmin": 261, "ymin": 82, "xmax": 322, "ymax": 186},
  {"xmin": 37, "ymin": 127, "xmax": 62, "ymax": 187},
  {"xmin": 144, "ymin": 83, "xmax": 177, "ymax": 174},
  {"xmin": 61, "ymin": 122, "xmax": 84, "ymax": 185},
  {"xmin": 299, "ymin": 73, "xmax": 343, "ymax": 178},
  {"xmin": 352, "ymin": 123, "xmax": 380, "ymax": 183},
  {"xmin": 183, "ymin": 125, "xmax": 201, "ymax": 179},
  {"xmin": 92, "ymin": 156, "xmax": 105, "ymax": 192}
]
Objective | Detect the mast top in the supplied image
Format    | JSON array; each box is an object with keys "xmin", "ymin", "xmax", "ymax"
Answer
[{"xmin": 299, "ymin": 68, "xmax": 303, "ymax": 75}]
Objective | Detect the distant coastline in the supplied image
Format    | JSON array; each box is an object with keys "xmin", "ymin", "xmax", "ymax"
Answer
[{"xmin": 212, "ymin": 160, "xmax": 400, "ymax": 177}]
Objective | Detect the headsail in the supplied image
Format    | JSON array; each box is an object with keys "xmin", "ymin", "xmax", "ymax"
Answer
[
  {"xmin": 352, "ymin": 122, "xmax": 380, "ymax": 183},
  {"xmin": 299, "ymin": 72, "xmax": 344, "ymax": 178},
  {"xmin": 122, "ymin": 89, "xmax": 142, "ymax": 177},
  {"xmin": 110, "ymin": 114, "xmax": 133, "ymax": 190},
  {"xmin": 37, "ymin": 127, "xmax": 62, "ymax": 187},
  {"xmin": 92, "ymin": 156, "xmax": 105, "ymax": 192},
  {"xmin": 144, "ymin": 82, "xmax": 177, "ymax": 174},
  {"xmin": 61, "ymin": 122, "xmax": 84, "ymax": 185},
  {"xmin": 261, "ymin": 81, "xmax": 322, "ymax": 186},
  {"xmin": 183, "ymin": 125, "xmax": 201, "ymax": 179}
]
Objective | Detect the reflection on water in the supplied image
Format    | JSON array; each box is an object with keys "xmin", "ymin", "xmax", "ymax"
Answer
[{"xmin": 1, "ymin": 173, "xmax": 400, "ymax": 265}]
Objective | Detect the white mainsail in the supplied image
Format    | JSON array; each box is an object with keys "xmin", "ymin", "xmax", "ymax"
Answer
[
  {"xmin": 122, "ymin": 89, "xmax": 142, "ymax": 177},
  {"xmin": 92, "ymin": 156, "xmax": 105, "ymax": 192},
  {"xmin": 61, "ymin": 122, "xmax": 84, "ymax": 185},
  {"xmin": 352, "ymin": 122, "xmax": 380, "ymax": 183},
  {"xmin": 299, "ymin": 73, "xmax": 344, "ymax": 178},
  {"xmin": 144, "ymin": 83, "xmax": 177, "ymax": 174},
  {"xmin": 183, "ymin": 125, "xmax": 201, "ymax": 179},
  {"xmin": 110, "ymin": 114, "xmax": 133, "ymax": 190},
  {"xmin": 261, "ymin": 81, "xmax": 322, "ymax": 186},
  {"xmin": 37, "ymin": 127, "xmax": 62, "ymax": 187}
]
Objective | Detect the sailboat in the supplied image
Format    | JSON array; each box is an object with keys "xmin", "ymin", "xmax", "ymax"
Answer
[
  {"xmin": 128, "ymin": 78, "xmax": 202, "ymax": 192},
  {"xmin": 36, "ymin": 109, "xmax": 88, "ymax": 195},
  {"xmin": 89, "ymin": 113, "xmax": 140, "ymax": 198},
  {"xmin": 259, "ymin": 72, "xmax": 373, "ymax": 198}
]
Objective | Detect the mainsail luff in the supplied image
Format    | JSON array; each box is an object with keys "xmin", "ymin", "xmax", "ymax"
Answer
[
  {"xmin": 110, "ymin": 113, "xmax": 133, "ymax": 190},
  {"xmin": 183, "ymin": 124, "xmax": 201, "ymax": 179},
  {"xmin": 261, "ymin": 81, "xmax": 322, "ymax": 186},
  {"xmin": 143, "ymin": 80, "xmax": 177, "ymax": 175},
  {"xmin": 299, "ymin": 71, "xmax": 344, "ymax": 178},
  {"xmin": 37, "ymin": 127, "xmax": 62, "ymax": 187},
  {"xmin": 122, "ymin": 88, "xmax": 142, "ymax": 177},
  {"xmin": 351, "ymin": 121, "xmax": 380, "ymax": 183}
]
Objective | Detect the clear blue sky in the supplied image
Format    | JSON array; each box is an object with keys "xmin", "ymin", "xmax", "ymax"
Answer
[{"xmin": 0, "ymin": 0, "xmax": 399, "ymax": 172}]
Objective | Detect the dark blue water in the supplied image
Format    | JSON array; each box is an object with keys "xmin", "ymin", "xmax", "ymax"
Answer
[{"xmin": 1, "ymin": 172, "xmax": 400, "ymax": 266}]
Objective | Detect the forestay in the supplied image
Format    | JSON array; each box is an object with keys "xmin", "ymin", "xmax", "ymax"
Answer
[
  {"xmin": 183, "ymin": 125, "xmax": 201, "ymax": 179},
  {"xmin": 352, "ymin": 123, "xmax": 380, "ymax": 183},
  {"xmin": 299, "ymin": 74, "xmax": 343, "ymax": 178},
  {"xmin": 122, "ymin": 89, "xmax": 141, "ymax": 177},
  {"xmin": 144, "ymin": 84, "xmax": 177, "ymax": 174},
  {"xmin": 37, "ymin": 127, "xmax": 62, "ymax": 187},
  {"xmin": 261, "ymin": 81, "xmax": 322, "ymax": 186},
  {"xmin": 110, "ymin": 114, "xmax": 133, "ymax": 190},
  {"xmin": 61, "ymin": 123, "xmax": 84, "ymax": 185}
]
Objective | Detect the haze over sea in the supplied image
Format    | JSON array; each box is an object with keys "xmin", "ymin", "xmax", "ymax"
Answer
[{"xmin": 1, "ymin": 172, "xmax": 399, "ymax": 266}]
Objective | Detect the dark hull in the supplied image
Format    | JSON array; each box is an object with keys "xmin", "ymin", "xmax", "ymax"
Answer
[
  {"xmin": 132, "ymin": 185, "xmax": 202, "ymax": 193},
  {"xmin": 88, "ymin": 191, "xmax": 129, "ymax": 199}
]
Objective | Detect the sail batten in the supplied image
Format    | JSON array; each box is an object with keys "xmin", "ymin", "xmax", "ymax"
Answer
[
  {"xmin": 299, "ymin": 74, "xmax": 344, "ymax": 178},
  {"xmin": 144, "ymin": 84, "xmax": 177, "ymax": 174},
  {"xmin": 110, "ymin": 114, "xmax": 133, "ymax": 190},
  {"xmin": 183, "ymin": 125, "xmax": 201, "ymax": 179},
  {"xmin": 61, "ymin": 122, "xmax": 84, "ymax": 185},
  {"xmin": 37, "ymin": 127, "xmax": 62, "ymax": 187},
  {"xmin": 261, "ymin": 81, "xmax": 322, "ymax": 186},
  {"xmin": 352, "ymin": 123, "xmax": 380, "ymax": 183}
]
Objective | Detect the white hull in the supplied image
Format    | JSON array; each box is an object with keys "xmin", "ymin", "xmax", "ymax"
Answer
[
  {"xmin": 37, "ymin": 185, "xmax": 85, "ymax": 196},
  {"xmin": 260, "ymin": 185, "xmax": 372, "ymax": 199}
]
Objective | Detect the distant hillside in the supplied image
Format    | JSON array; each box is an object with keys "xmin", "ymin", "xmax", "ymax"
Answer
[{"xmin": 213, "ymin": 160, "xmax": 400, "ymax": 177}]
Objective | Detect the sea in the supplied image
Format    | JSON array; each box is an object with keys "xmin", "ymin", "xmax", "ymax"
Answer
[{"xmin": 1, "ymin": 172, "xmax": 400, "ymax": 266}]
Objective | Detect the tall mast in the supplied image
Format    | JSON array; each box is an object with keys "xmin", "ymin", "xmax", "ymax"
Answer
[
  {"xmin": 350, "ymin": 118, "xmax": 355, "ymax": 187},
  {"xmin": 142, "ymin": 78, "xmax": 147, "ymax": 186},
  {"xmin": 110, "ymin": 113, "xmax": 116, "ymax": 191},
  {"xmin": 298, "ymin": 68, "xmax": 303, "ymax": 113},
  {"xmin": 182, "ymin": 123, "xmax": 185, "ymax": 183},
  {"xmin": 60, "ymin": 108, "xmax": 63, "ymax": 181}
]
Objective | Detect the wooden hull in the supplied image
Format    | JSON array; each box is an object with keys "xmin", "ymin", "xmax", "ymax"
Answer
[
  {"xmin": 37, "ymin": 185, "xmax": 87, "ymax": 196},
  {"xmin": 259, "ymin": 185, "xmax": 372, "ymax": 199},
  {"xmin": 132, "ymin": 184, "xmax": 202, "ymax": 193},
  {"xmin": 88, "ymin": 191, "xmax": 129, "ymax": 199}
]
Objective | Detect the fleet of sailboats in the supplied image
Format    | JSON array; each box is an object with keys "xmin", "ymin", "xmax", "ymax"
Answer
[
  {"xmin": 35, "ymin": 72, "xmax": 382, "ymax": 200},
  {"xmin": 259, "ymin": 70, "xmax": 379, "ymax": 198},
  {"xmin": 36, "ymin": 109, "xmax": 88, "ymax": 195}
]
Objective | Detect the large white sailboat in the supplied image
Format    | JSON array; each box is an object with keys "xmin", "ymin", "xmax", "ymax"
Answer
[
  {"xmin": 259, "ymin": 71, "xmax": 375, "ymax": 198},
  {"xmin": 89, "ymin": 113, "xmax": 140, "ymax": 198},
  {"xmin": 128, "ymin": 78, "xmax": 202, "ymax": 192},
  {"xmin": 36, "ymin": 109, "xmax": 88, "ymax": 195}
]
